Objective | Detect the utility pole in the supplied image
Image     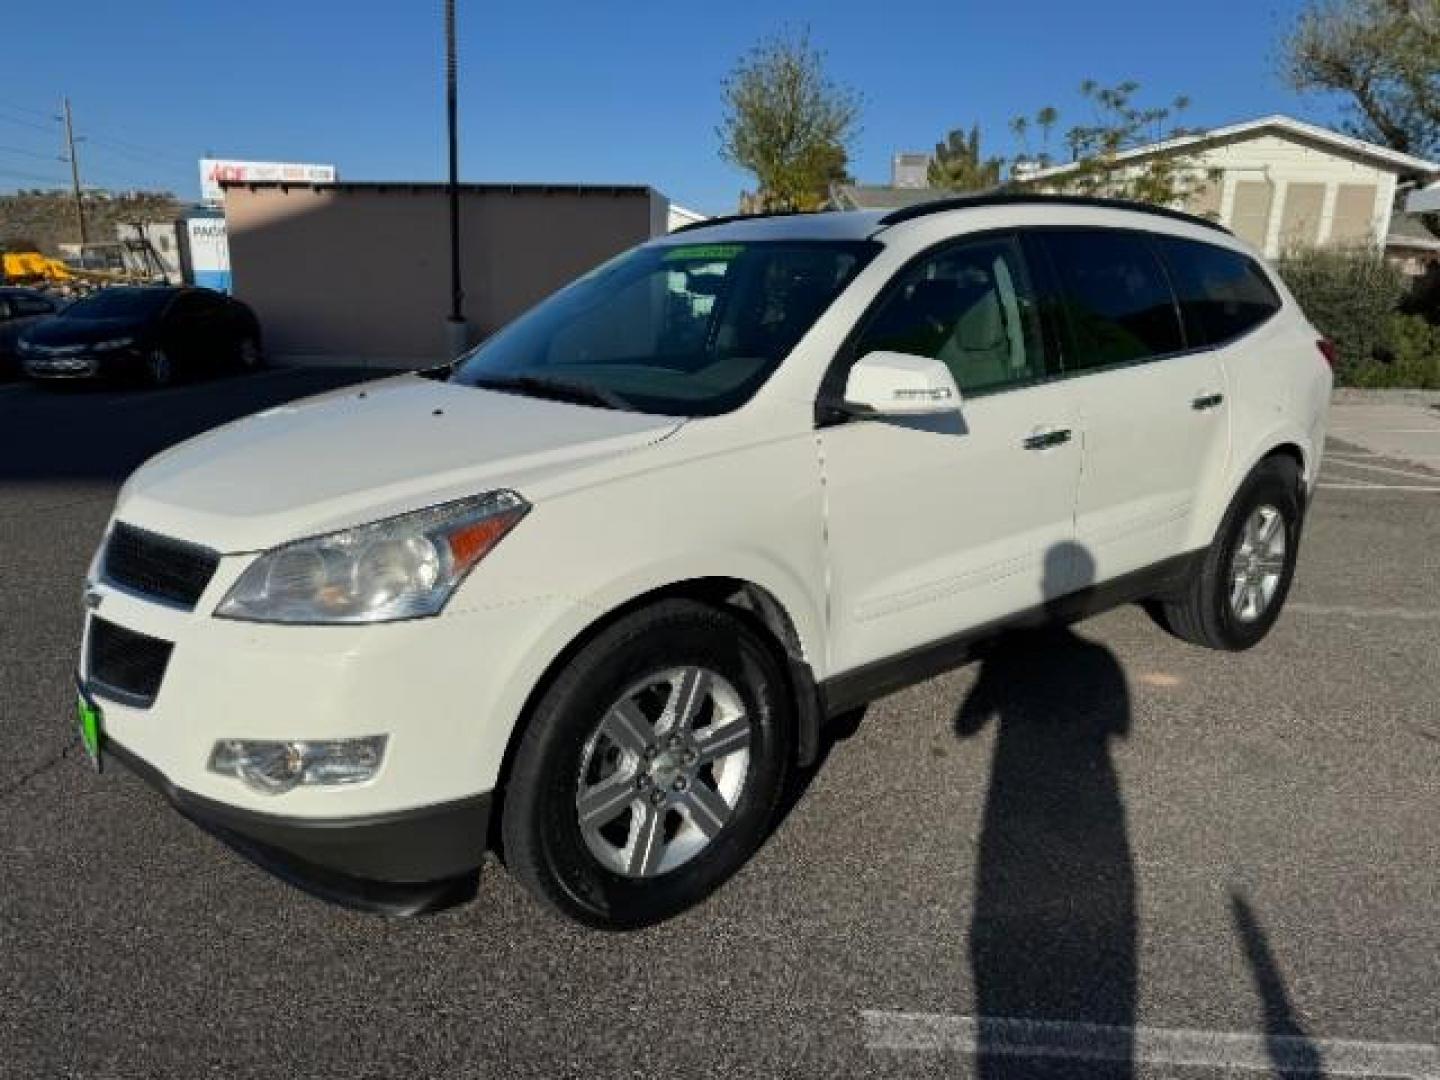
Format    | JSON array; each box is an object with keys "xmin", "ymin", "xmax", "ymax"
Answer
[
  {"xmin": 443, "ymin": 0, "xmax": 469, "ymax": 360},
  {"xmin": 62, "ymin": 97, "xmax": 87, "ymax": 245}
]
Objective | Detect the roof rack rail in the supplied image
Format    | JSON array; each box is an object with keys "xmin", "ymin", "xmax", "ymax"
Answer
[
  {"xmin": 877, "ymin": 192, "xmax": 1230, "ymax": 234},
  {"xmin": 669, "ymin": 208, "xmax": 833, "ymax": 234}
]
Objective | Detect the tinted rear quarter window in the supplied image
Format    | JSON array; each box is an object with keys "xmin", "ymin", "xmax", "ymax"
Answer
[
  {"xmin": 1156, "ymin": 237, "xmax": 1281, "ymax": 346},
  {"xmin": 1042, "ymin": 229, "xmax": 1184, "ymax": 370}
]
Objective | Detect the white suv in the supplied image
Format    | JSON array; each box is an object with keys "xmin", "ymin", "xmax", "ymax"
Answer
[{"xmin": 77, "ymin": 196, "xmax": 1332, "ymax": 927}]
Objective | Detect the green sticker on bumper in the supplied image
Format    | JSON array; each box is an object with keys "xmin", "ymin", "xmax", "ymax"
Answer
[{"xmin": 76, "ymin": 693, "xmax": 102, "ymax": 771}]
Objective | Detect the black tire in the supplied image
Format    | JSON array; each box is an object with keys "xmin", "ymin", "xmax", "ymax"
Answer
[
  {"xmin": 501, "ymin": 599, "xmax": 792, "ymax": 929},
  {"xmin": 144, "ymin": 346, "xmax": 175, "ymax": 387},
  {"xmin": 1155, "ymin": 456, "xmax": 1303, "ymax": 651},
  {"xmin": 238, "ymin": 336, "xmax": 264, "ymax": 371}
]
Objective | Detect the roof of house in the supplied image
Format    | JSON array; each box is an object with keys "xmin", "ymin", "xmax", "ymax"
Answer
[
  {"xmin": 1387, "ymin": 211, "xmax": 1440, "ymax": 251},
  {"xmin": 1408, "ymin": 182, "xmax": 1440, "ymax": 213},
  {"xmin": 1026, "ymin": 114, "xmax": 1440, "ymax": 183},
  {"xmin": 829, "ymin": 184, "xmax": 951, "ymax": 211}
]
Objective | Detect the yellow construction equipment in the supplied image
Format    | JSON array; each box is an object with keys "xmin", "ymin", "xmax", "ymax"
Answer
[{"xmin": 1, "ymin": 249, "xmax": 76, "ymax": 284}]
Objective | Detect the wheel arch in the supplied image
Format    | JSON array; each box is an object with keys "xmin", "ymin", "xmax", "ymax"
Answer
[
  {"xmin": 487, "ymin": 575, "xmax": 825, "ymax": 853},
  {"xmin": 1190, "ymin": 427, "xmax": 1313, "ymax": 551}
]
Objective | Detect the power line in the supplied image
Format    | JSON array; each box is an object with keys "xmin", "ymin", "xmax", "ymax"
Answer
[
  {"xmin": 0, "ymin": 144, "xmax": 61, "ymax": 162},
  {"xmin": 0, "ymin": 112, "xmax": 60, "ymax": 136},
  {"xmin": 0, "ymin": 165, "xmax": 69, "ymax": 186},
  {"xmin": 1, "ymin": 101, "xmax": 189, "ymax": 167},
  {"xmin": 0, "ymin": 101, "xmax": 57, "ymax": 121},
  {"xmin": 83, "ymin": 132, "xmax": 190, "ymax": 167}
]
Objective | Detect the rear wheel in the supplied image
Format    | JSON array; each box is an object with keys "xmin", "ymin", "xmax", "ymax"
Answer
[
  {"xmin": 238, "ymin": 336, "xmax": 264, "ymax": 371},
  {"xmin": 144, "ymin": 347, "xmax": 174, "ymax": 387},
  {"xmin": 501, "ymin": 600, "xmax": 791, "ymax": 929},
  {"xmin": 1154, "ymin": 457, "xmax": 1303, "ymax": 651}
]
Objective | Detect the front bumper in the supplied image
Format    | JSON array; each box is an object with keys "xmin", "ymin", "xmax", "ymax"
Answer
[
  {"xmin": 23, "ymin": 352, "xmax": 101, "ymax": 379},
  {"xmin": 100, "ymin": 731, "xmax": 491, "ymax": 915}
]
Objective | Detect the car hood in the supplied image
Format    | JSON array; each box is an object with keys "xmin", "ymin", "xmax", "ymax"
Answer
[
  {"xmin": 23, "ymin": 315, "xmax": 147, "ymax": 345},
  {"xmin": 115, "ymin": 374, "xmax": 685, "ymax": 552}
]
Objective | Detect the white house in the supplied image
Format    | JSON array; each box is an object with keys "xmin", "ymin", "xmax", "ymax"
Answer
[
  {"xmin": 667, "ymin": 203, "xmax": 708, "ymax": 232},
  {"xmin": 841, "ymin": 116, "xmax": 1440, "ymax": 268},
  {"xmin": 1027, "ymin": 115, "xmax": 1439, "ymax": 261},
  {"xmin": 1409, "ymin": 181, "xmax": 1440, "ymax": 213}
]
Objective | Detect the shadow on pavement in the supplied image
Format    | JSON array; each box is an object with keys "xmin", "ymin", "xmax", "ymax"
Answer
[
  {"xmin": 1231, "ymin": 890, "xmax": 1326, "ymax": 1078},
  {"xmin": 955, "ymin": 543, "xmax": 1137, "ymax": 1079}
]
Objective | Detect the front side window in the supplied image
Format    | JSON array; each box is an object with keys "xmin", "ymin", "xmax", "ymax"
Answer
[
  {"xmin": 1156, "ymin": 236, "xmax": 1281, "ymax": 346},
  {"xmin": 452, "ymin": 240, "xmax": 875, "ymax": 416},
  {"xmin": 1043, "ymin": 229, "xmax": 1185, "ymax": 369},
  {"xmin": 851, "ymin": 235, "xmax": 1049, "ymax": 396}
]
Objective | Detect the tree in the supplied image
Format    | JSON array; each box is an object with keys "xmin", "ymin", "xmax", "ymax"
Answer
[
  {"xmin": 927, "ymin": 125, "xmax": 1002, "ymax": 192},
  {"xmin": 1007, "ymin": 81, "xmax": 1216, "ymax": 209},
  {"xmin": 718, "ymin": 30, "xmax": 861, "ymax": 211},
  {"xmin": 1283, "ymin": 0, "xmax": 1440, "ymax": 158}
]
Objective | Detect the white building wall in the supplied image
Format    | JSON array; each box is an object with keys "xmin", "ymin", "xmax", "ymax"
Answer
[
  {"xmin": 1044, "ymin": 129, "xmax": 1413, "ymax": 259},
  {"xmin": 1177, "ymin": 133, "xmax": 1400, "ymax": 257}
]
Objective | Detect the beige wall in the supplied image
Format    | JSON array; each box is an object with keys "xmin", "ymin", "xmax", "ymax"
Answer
[
  {"xmin": 1046, "ymin": 127, "xmax": 1420, "ymax": 259},
  {"xmin": 225, "ymin": 184, "xmax": 666, "ymax": 363}
]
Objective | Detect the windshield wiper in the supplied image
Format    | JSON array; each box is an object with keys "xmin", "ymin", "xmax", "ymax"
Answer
[{"xmin": 469, "ymin": 373, "xmax": 635, "ymax": 412}]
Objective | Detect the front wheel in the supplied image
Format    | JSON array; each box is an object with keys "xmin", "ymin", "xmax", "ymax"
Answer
[
  {"xmin": 501, "ymin": 600, "xmax": 792, "ymax": 929},
  {"xmin": 1154, "ymin": 457, "xmax": 1303, "ymax": 651}
]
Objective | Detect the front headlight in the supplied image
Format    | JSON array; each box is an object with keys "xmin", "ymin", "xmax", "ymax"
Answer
[
  {"xmin": 215, "ymin": 490, "xmax": 529, "ymax": 624},
  {"xmin": 92, "ymin": 336, "xmax": 136, "ymax": 351}
]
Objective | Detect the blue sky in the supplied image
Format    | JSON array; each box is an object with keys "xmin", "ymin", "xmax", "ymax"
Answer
[{"xmin": 2, "ymin": 0, "xmax": 1343, "ymax": 215}]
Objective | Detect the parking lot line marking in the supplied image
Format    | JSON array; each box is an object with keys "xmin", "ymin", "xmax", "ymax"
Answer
[
  {"xmin": 1318, "ymin": 482, "xmax": 1440, "ymax": 492},
  {"xmin": 861, "ymin": 1011, "xmax": 1440, "ymax": 1078},
  {"xmin": 1289, "ymin": 602, "xmax": 1440, "ymax": 622},
  {"xmin": 1323, "ymin": 459, "xmax": 1440, "ymax": 482}
]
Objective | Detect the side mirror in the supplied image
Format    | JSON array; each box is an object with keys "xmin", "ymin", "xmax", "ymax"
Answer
[{"xmin": 843, "ymin": 350, "xmax": 962, "ymax": 417}]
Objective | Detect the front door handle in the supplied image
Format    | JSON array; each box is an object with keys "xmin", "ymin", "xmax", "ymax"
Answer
[
  {"xmin": 1023, "ymin": 428, "xmax": 1073, "ymax": 451},
  {"xmin": 1192, "ymin": 392, "xmax": 1225, "ymax": 411}
]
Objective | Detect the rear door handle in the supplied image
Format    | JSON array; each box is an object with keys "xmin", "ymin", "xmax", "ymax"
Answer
[
  {"xmin": 1192, "ymin": 392, "xmax": 1224, "ymax": 411},
  {"xmin": 1023, "ymin": 428, "xmax": 1073, "ymax": 451}
]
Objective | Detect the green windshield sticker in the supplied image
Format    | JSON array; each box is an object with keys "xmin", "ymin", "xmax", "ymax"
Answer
[{"xmin": 662, "ymin": 244, "xmax": 744, "ymax": 262}]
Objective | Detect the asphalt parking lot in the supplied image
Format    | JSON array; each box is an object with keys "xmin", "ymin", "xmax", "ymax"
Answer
[{"xmin": 1, "ymin": 370, "xmax": 1437, "ymax": 1079}]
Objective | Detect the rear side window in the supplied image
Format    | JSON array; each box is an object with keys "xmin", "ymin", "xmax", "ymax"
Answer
[
  {"xmin": 1156, "ymin": 237, "xmax": 1281, "ymax": 346},
  {"xmin": 14, "ymin": 296, "xmax": 54, "ymax": 316},
  {"xmin": 1042, "ymin": 229, "xmax": 1185, "ymax": 369}
]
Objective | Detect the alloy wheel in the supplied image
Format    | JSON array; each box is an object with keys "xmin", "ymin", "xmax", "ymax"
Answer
[
  {"xmin": 575, "ymin": 666, "xmax": 751, "ymax": 878},
  {"xmin": 147, "ymin": 348, "xmax": 173, "ymax": 386},
  {"xmin": 1229, "ymin": 505, "xmax": 1287, "ymax": 623}
]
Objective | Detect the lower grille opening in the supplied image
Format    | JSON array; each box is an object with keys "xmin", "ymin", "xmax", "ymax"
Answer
[{"xmin": 87, "ymin": 617, "xmax": 173, "ymax": 708}]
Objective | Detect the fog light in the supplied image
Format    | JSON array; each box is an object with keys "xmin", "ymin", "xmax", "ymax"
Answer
[{"xmin": 208, "ymin": 736, "xmax": 387, "ymax": 794}]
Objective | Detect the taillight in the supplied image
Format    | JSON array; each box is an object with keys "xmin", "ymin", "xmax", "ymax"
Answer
[{"xmin": 1316, "ymin": 339, "xmax": 1338, "ymax": 368}]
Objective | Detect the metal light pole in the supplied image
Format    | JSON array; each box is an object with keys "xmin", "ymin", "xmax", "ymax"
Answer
[{"xmin": 443, "ymin": 0, "xmax": 470, "ymax": 360}]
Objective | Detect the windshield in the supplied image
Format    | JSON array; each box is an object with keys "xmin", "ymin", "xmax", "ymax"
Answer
[
  {"xmin": 65, "ymin": 288, "xmax": 173, "ymax": 319},
  {"xmin": 451, "ymin": 240, "xmax": 875, "ymax": 416}
]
